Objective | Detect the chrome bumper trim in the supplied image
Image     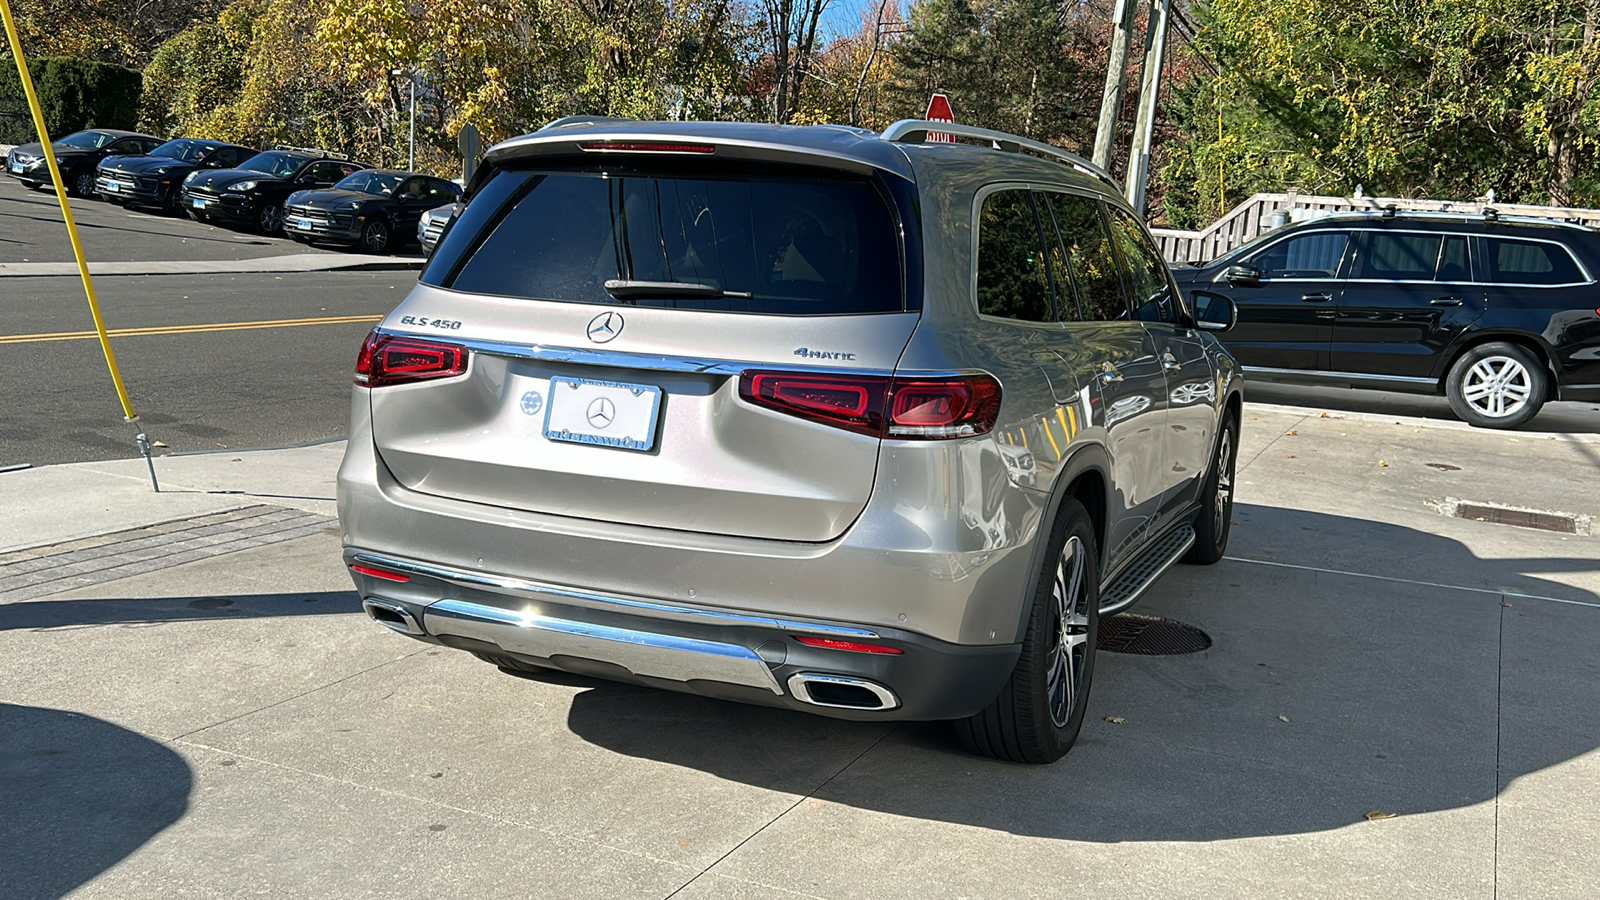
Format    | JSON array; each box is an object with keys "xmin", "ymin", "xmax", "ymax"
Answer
[
  {"xmin": 348, "ymin": 551, "xmax": 882, "ymax": 639},
  {"xmin": 425, "ymin": 598, "xmax": 784, "ymax": 694}
]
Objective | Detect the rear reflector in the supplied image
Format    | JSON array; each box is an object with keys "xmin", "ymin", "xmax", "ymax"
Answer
[
  {"xmin": 355, "ymin": 331, "xmax": 468, "ymax": 388},
  {"xmin": 793, "ymin": 635, "xmax": 904, "ymax": 655},
  {"xmin": 578, "ymin": 141, "xmax": 715, "ymax": 154},
  {"xmin": 738, "ymin": 370, "xmax": 1000, "ymax": 440},
  {"xmin": 350, "ymin": 564, "xmax": 410, "ymax": 583}
]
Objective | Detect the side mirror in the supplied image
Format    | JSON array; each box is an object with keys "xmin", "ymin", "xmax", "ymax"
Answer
[
  {"xmin": 1191, "ymin": 291, "xmax": 1237, "ymax": 332},
  {"xmin": 1224, "ymin": 264, "xmax": 1261, "ymax": 287}
]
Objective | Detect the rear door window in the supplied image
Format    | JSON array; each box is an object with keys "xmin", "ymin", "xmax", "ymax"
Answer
[
  {"xmin": 975, "ymin": 189, "xmax": 1054, "ymax": 322},
  {"xmin": 428, "ymin": 168, "xmax": 905, "ymax": 315},
  {"xmin": 1106, "ymin": 208, "xmax": 1178, "ymax": 323},
  {"xmin": 1252, "ymin": 231, "xmax": 1351, "ymax": 279},
  {"xmin": 1357, "ymin": 232, "xmax": 1441, "ymax": 280},
  {"xmin": 1482, "ymin": 237, "xmax": 1586, "ymax": 285},
  {"xmin": 1044, "ymin": 193, "xmax": 1127, "ymax": 321}
]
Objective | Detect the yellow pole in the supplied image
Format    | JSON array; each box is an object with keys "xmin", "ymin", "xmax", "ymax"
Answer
[{"xmin": 0, "ymin": 0, "xmax": 137, "ymax": 421}]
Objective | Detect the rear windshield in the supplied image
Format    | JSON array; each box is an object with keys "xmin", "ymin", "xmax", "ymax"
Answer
[{"xmin": 424, "ymin": 167, "xmax": 906, "ymax": 314}]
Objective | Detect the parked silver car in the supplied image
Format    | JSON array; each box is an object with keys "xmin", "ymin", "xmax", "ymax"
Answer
[{"xmin": 337, "ymin": 118, "xmax": 1243, "ymax": 763}]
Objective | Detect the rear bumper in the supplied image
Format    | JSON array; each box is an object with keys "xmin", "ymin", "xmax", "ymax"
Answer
[{"xmin": 345, "ymin": 548, "xmax": 1020, "ymax": 721}]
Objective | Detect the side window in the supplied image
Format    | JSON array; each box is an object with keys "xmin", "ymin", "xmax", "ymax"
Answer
[
  {"xmin": 1483, "ymin": 238, "xmax": 1585, "ymax": 285},
  {"xmin": 1437, "ymin": 235, "xmax": 1470, "ymax": 281},
  {"xmin": 428, "ymin": 179, "xmax": 457, "ymax": 202},
  {"xmin": 306, "ymin": 161, "xmax": 343, "ymax": 183},
  {"xmin": 1107, "ymin": 208, "xmax": 1177, "ymax": 323},
  {"xmin": 1045, "ymin": 192, "xmax": 1127, "ymax": 321},
  {"xmin": 1251, "ymin": 232, "xmax": 1350, "ymax": 279},
  {"xmin": 975, "ymin": 189, "xmax": 1054, "ymax": 322},
  {"xmin": 399, "ymin": 178, "xmax": 428, "ymax": 200},
  {"xmin": 340, "ymin": 163, "xmax": 362, "ymax": 178},
  {"xmin": 1035, "ymin": 192, "xmax": 1080, "ymax": 321},
  {"xmin": 1358, "ymin": 232, "xmax": 1441, "ymax": 280}
]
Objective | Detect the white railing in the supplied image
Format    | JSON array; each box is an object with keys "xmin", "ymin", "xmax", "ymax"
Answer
[{"xmin": 1149, "ymin": 191, "xmax": 1600, "ymax": 264}]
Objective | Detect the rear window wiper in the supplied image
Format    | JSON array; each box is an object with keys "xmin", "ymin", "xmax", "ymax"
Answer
[{"xmin": 603, "ymin": 279, "xmax": 753, "ymax": 300}]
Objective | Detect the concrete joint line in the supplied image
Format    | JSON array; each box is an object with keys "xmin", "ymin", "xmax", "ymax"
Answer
[{"xmin": 1222, "ymin": 556, "xmax": 1600, "ymax": 609}]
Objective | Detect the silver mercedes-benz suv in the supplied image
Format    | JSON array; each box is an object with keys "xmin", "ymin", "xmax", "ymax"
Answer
[{"xmin": 337, "ymin": 117, "xmax": 1243, "ymax": 763}]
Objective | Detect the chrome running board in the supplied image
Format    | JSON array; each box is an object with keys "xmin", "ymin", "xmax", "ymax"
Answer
[{"xmin": 1099, "ymin": 523, "xmax": 1195, "ymax": 616}]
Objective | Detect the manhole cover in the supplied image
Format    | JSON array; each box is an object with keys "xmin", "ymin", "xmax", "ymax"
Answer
[
  {"xmin": 1454, "ymin": 503, "xmax": 1577, "ymax": 534},
  {"xmin": 1098, "ymin": 614, "xmax": 1212, "ymax": 655}
]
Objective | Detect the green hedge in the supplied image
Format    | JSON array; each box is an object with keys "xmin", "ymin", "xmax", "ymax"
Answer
[{"xmin": 0, "ymin": 57, "xmax": 143, "ymax": 145}]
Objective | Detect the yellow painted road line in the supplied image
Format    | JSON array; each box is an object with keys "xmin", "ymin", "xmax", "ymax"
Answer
[{"xmin": 0, "ymin": 314, "xmax": 383, "ymax": 345}]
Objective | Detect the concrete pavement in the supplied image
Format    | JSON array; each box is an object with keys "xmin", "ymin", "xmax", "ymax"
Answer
[{"xmin": 2, "ymin": 399, "xmax": 1598, "ymax": 899}]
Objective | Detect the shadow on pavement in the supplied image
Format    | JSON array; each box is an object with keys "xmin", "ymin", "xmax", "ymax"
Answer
[
  {"xmin": 0, "ymin": 704, "xmax": 191, "ymax": 899},
  {"xmin": 546, "ymin": 504, "xmax": 1600, "ymax": 842},
  {"xmin": 1248, "ymin": 381, "xmax": 1600, "ymax": 434},
  {"xmin": 0, "ymin": 590, "xmax": 361, "ymax": 631}
]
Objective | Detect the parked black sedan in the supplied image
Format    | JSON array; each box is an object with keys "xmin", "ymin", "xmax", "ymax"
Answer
[
  {"xmin": 1173, "ymin": 210, "xmax": 1600, "ymax": 428},
  {"xmin": 95, "ymin": 139, "xmax": 258, "ymax": 215},
  {"xmin": 181, "ymin": 147, "xmax": 365, "ymax": 234},
  {"xmin": 283, "ymin": 170, "xmax": 460, "ymax": 253},
  {"xmin": 6, "ymin": 129, "xmax": 163, "ymax": 197}
]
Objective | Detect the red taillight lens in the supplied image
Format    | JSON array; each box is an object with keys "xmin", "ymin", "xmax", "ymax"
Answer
[
  {"xmin": 738, "ymin": 372, "xmax": 888, "ymax": 437},
  {"xmin": 350, "ymin": 564, "xmax": 410, "ymax": 582},
  {"xmin": 887, "ymin": 375, "xmax": 1002, "ymax": 439},
  {"xmin": 738, "ymin": 370, "xmax": 1001, "ymax": 440},
  {"xmin": 793, "ymin": 635, "xmax": 904, "ymax": 655},
  {"xmin": 578, "ymin": 141, "xmax": 715, "ymax": 154},
  {"xmin": 355, "ymin": 331, "xmax": 468, "ymax": 388}
]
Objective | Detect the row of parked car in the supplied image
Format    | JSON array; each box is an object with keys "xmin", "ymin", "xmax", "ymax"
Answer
[{"xmin": 5, "ymin": 128, "xmax": 462, "ymax": 254}]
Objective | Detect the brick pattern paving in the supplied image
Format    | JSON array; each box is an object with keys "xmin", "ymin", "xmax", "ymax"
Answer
[{"xmin": 0, "ymin": 506, "xmax": 336, "ymax": 603}]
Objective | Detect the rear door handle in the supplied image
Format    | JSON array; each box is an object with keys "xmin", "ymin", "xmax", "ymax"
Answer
[
  {"xmin": 1430, "ymin": 296, "xmax": 1463, "ymax": 306},
  {"xmin": 1300, "ymin": 292, "xmax": 1333, "ymax": 302}
]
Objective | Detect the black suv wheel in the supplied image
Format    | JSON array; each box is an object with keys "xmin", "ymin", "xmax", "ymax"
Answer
[{"xmin": 1445, "ymin": 342, "xmax": 1548, "ymax": 429}]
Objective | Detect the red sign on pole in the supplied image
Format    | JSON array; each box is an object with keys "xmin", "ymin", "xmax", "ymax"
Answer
[{"xmin": 925, "ymin": 93, "xmax": 955, "ymax": 143}]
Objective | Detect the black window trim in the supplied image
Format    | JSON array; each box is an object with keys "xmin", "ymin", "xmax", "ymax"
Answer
[
  {"xmin": 1102, "ymin": 200, "xmax": 1185, "ymax": 325},
  {"xmin": 1467, "ymin": 233, "xmax": 1594, "ymax": 288},
  {"xmin": 1226, "ymin": 225, "xmax": 1593, "ymax": 288},
  {"xmin": 970, "ymin": 181, "xmax": 1066, "ymax": 328}
]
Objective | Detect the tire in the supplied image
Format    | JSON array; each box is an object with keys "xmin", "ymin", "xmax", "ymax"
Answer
[
  {"xmin": 1183, "ymin": 411, "xmax": 1238, "ymax": 565},
  {"xmin": 956, "ymin": 496, "xmax": 1099, "ymax": 764},
  {"xmin": 1445, "ymin": 341, "xmax": 1547, "ymax": 429},
  {"xmin": 360, "ymin": 217, "xmax": 390, "ymax": 254},
  {"xmin": 21, "ymin": 179, "xmax": 42, "ymax": 190},
  {"xmin": 70, "ymin": 169, "xmax": 95, "ymax": 198},
  {"xmin": 161, "ymin": 186, "xmax": 183, "ymax": 216},
  {"xmin": 254, "ymin": 202, "xmax": 283, "ymax": 235}
]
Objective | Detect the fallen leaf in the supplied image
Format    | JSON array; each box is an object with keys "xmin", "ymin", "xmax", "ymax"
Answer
[
  {"xmin": 1502, "ymin": 602, "xmax": 1514, "ymax": 608},
  {"xmin": 1292, "ymin": 470, "xmax": 1305, "ymax": 475},
  {"xmin": 1377, "ymin": 460, "xmax": 1388, "ymax": 467},
  {"xmin": 1365, "ymin": 810, "xmax": 1397, "ymax": 821},
  {"xmin": 1318, "ymin": 411, "xmax": 1331, "ymax": 418},
  {"xmin": 1284, "ymin": 429, "xmax": 1299, "ymax": 435},
  {"xmin": 151, "ymin": 440, "xmax": 167, "ymax": 448},
  {"xmin": 1285, "ymin": 454, "xmax": 1296, "ymax": 458},
  {"xmin": 1105, "ymin": 716, "xmax": 1126, "ymax": 725},
  {"xmin": 1278, "ymin": 715, "xmax": 1290, "ymax": 723}
]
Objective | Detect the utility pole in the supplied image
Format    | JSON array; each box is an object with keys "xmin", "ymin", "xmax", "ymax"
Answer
[
  {"xmin": 1125, "ymin": 0, "xmax": 1171, "ymax": 216},
  {"xmin": 1091, "ymin": 0, "xmax": 1137, "ymax": 172},
  {"xmin": 408, "ymin": 77, "xmax": 416, "ymax": 172}
]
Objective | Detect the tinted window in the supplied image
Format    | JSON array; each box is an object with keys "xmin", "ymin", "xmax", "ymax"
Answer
[
  {"xmin": 56, "ymin": 131, "xmax": 117, "ymax": 150},
  {"xmin": 239, "ymin": 151, "xmax": 309, "ymax": 178},
  {"xmin": 1484, "ymin": 238, "xmax": 1585, "ymax": 285},
  {"xmin": 335, "ymin": 171, "xmax": 404, "ymax": 196},
  {"xmin": 305, "ymin": 161, "xmax": 349, "ymax": 183},
  {"xmin": 1046, "ymin": 193, "xmax": 1127, "ymax": 321},
  {"xmin": 431, "ymin": 169, "xmax": 904, "ymax": 315},
  {"xmin": 1252, "ymin": 231, "xmax": 1349, "ymax": 279},
  {"xmin": 1036, "ymin": 193, "xmax": 1079, "ymax": 321},
  {"xmin": 1361, "ymin": 232, "xmax": 1441, "ymax": 279},
  {"xmin": 425, "ymin": 179, "xmax": 456, "ymax": 202},
  {"xmin": 1107, "ymin": 208, "xmax": 1177, "ymax": 323},
  {"xmin": 1437, "ymin": 235, "xmax": 1470, "ymax": 281},
  {"xmin": 975, "ymin": 190, "xmax": 1054, "ymax": 322}
]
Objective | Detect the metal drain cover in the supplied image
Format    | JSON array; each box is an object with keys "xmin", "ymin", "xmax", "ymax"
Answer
[
  {"xmin": 1098, "ymin": 614, "xmax": 1212, "ymax": 655},
  {"xmin": 1454, "ymin": 503, "xmax": 1577, "ymax": 534}
]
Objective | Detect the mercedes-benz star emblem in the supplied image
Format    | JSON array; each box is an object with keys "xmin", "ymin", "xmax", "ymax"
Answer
[
  {"xmin": 586, "ymin": 311, "xmax": 623, "ymax": 343},
  {"xmin": 586, "ymin": 397, "xmax": 616, "ymax": 429}
]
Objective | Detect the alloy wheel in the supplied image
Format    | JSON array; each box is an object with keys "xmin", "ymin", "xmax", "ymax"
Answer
[
  {"xmin": 1213, "ymin": 428, "xmax": 1234, "ymax": 538},
  {"xmin": 258, "ymin": 204, "xmax": 282, "ymax": 234},
  {"xmin": 1046, "ymin": 535, "xmax": 1092, "ymax": 728},
  {"xmin": 362, "ymin": 220, "xmax": 388, "ymax": 253},
  {"xmin": 1461, "ymin": 355, "xmax": 1533, "ymax": 419},
  {"xmin": 74, "ymin": 172, "xmax": 94, "ymax": 197}
]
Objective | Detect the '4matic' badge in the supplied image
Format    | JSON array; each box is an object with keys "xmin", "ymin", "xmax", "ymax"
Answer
[{"xmin": 793, "ymin": 347, "xmax": 856, "ymax": 361}]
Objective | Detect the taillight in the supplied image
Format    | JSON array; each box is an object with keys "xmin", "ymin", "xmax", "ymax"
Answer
[
  {"xmin": 355, "ymin": 331, "xmax": 468, "ymax": 387},
  {"xmin": 793, "ymin": 635, "xmax": 904, "ymax": 655},
  {"xmin": 738, "ymin": 370, "xmax": 1001, "ymax": 440},
  {"xmin": 350, "ymin": 564, "xmax": 410, "ymax": 582},
  {"xmin": 578, "ymin": 141, "xmax": 715, "ymax": 154}
]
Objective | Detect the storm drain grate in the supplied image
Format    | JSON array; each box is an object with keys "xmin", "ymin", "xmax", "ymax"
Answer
[
  {"xmin": 1097, "ymin": 614, "xmax": 1212, "ymax": 655},
  {"xmin": 1454, "ymin": 503, "xmax": 1577, "ymax": 534}
]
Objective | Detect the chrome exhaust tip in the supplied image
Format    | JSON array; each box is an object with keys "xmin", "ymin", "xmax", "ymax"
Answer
[
  {"xmin": 363, "ymin": 598, "xmax": 423, "ymax": 636},
  {"xmin": 786, "ymin": 673, "xmax": 899, "ymax": 711}
]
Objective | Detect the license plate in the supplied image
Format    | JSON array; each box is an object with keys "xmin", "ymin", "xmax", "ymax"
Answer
[
  {"xmin": 104, "ymin": 181, "xmax": 119, "ymax": 192},
  {"xmin": 543, "ymin": 377, "xmax": 662, "ymax": 452},
  {"xmin": 297, "ymin": 219, "xmax": 313, "ymax": 229},
  {"xmin": 9, "ymin": 162, "xmax": 21, "ymax": 173},
  {"xmin": 191, "ymin": 198, "xmax": 206, "ymax": 208}
]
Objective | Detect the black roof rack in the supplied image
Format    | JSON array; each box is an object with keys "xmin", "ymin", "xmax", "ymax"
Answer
[
  {"xmin": 880, "ymin": 119, "xmax": 1119, "ymax": 191},
  {"xmin": 273, "ymin": 144, "xmax": 349, "ymax": 160}
]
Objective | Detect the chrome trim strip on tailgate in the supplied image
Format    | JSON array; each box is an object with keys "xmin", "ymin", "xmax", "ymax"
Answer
[
  {"xmin": 425, "ymin": 598, "xmax": 784, "ymax": 694},
  {"xmin": 348, "ymin": 551, "xmax": 882, "ymax": 639}
]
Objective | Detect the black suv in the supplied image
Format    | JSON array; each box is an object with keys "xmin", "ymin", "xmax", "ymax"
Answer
[
  {"xmin": 7, "ymin": 129, "xmax": 163, "ymax": 197},
  {"xmin": 1173, "ymin": 211, "xmax": 1600, "ymax": 428},
  {"xmin": 95, "ymin": 138, "xmax": 258, "ymax": 215},
  {"xmin": 283, "ymin": 169, "xmax": 461, "ymax": 253},
  {"xmin": 181, "ymin": 147, "xmax": 366, "ymax": 234}
]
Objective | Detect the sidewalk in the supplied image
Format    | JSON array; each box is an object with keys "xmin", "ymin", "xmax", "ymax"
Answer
[{"xmin": 2, "ymin": 406, "xmax": 1598, "ymax": 899}]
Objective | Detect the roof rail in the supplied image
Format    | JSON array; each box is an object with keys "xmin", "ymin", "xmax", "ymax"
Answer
[
  {"xmin": 540, "ymin": 115, "xmax": 633, "ymax": 131},
  {"xmin": 274, "ymin": 144, "xmax": 348, "ymax": 160},
  {"xmin": 880, "ymin": 119, "xmax": 1119, "ymax": 190}
]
